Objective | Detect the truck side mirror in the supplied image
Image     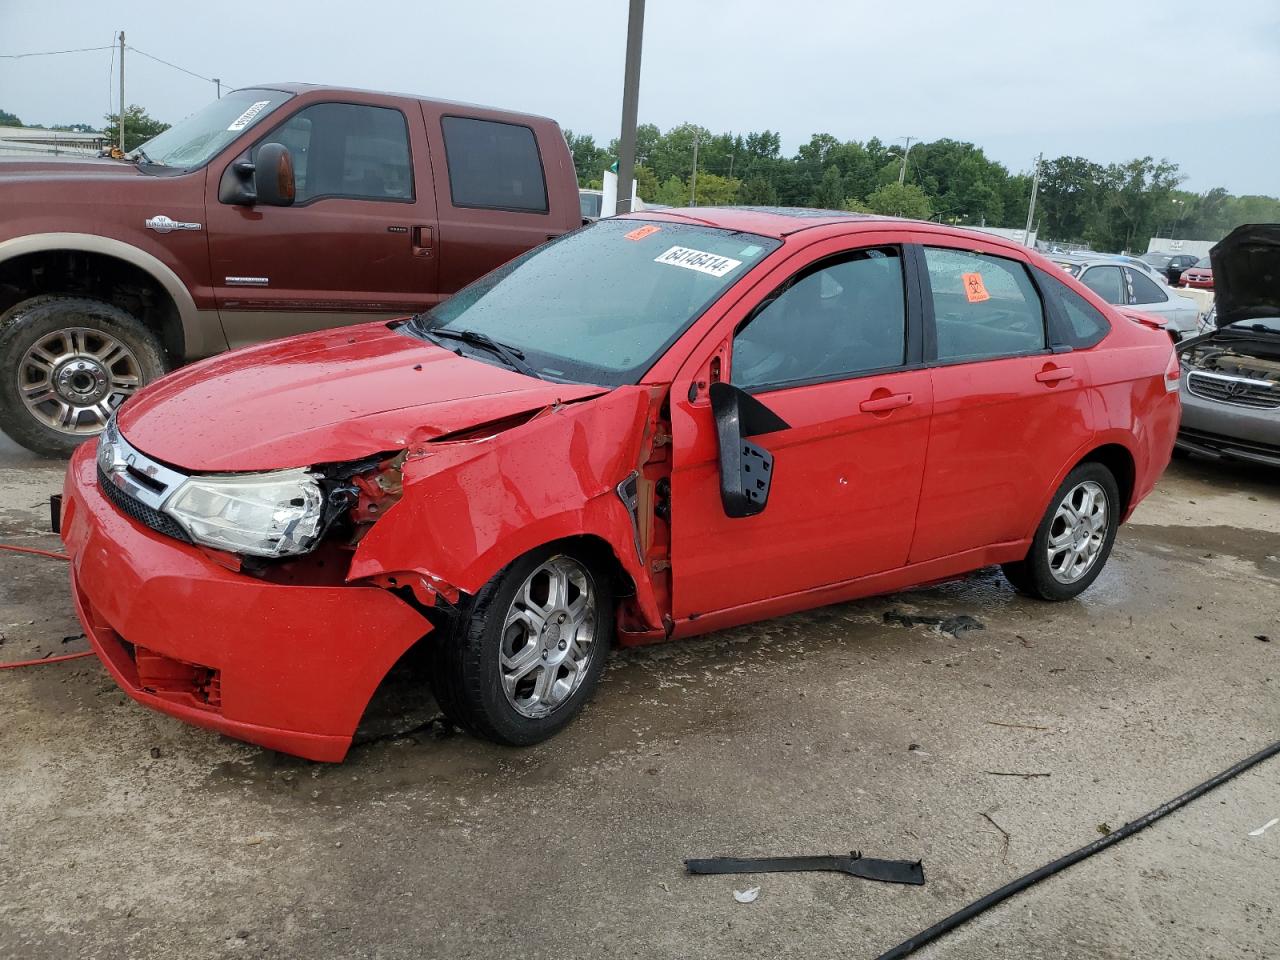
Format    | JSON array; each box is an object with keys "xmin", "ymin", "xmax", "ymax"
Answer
[
  {"xmin": 708, "ymin": 382, "xmax": 790, "ymax": 518},
  {"xmin": 254, "ymin": 143, "xmax": 295, "ymax": 206},
  {"xmin": 218, "ymin": 143, "xmax": 295, "ymax": 207}
]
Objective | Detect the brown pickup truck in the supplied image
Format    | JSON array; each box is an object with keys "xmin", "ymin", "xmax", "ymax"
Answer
[{"xmin": 0, "ymin": 83, "xmax": 582, "ymax": 456}]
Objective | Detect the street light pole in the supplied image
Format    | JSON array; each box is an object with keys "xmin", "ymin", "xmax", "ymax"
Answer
[
  {"xmin": 897, "ymin": 135, "xmax": 914, "ymax": 186},
  {"xmin": 1023, "ymin": 152, "xmax": 1042, "ymax": 247},
  {"xmin": 614, "ymin": 0, "xmax": 645, "ymax": 216},
  {"xmin": 689, "ymin": 133, "xmax": 699, "ymax": 206},
  {"xmin": 117, "ymin": 31, "xmax": 126, "ymax": 153}
]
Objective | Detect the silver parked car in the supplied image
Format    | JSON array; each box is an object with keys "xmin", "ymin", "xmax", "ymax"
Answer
[
  {"xmin": 1175, "ymin": 224, "xmax": 1280, "ymax": 467},
  {"xmin": 1049, "ymin": 254, "xmax": 1201, "ymax": 338}
]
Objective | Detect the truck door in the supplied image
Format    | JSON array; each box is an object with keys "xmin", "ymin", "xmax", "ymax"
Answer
[
  {"xmin": 420, "ymin": 105, "xmax": 575, "ymax": 295},
  {"xmin": 205, "ymin": 96, "xmax": 439, "ymax": 348}
]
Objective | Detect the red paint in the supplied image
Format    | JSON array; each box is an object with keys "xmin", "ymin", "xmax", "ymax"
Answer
[{"xmin": 63, "ymin": 211, "xmax": 1180, "ymax": 760}]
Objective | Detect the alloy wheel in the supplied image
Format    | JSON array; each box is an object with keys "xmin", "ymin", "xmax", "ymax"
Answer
[
  {"xmin": 18, "ymin": 327, "xmax": 143, "ymax": 435},
  {"xmin": 499, "ymin": 555, "xmax": 598, "ymax": 718},
  {"xmin": 1046, "ymin": 480, "xmax": 1109, "ymax": 584}
]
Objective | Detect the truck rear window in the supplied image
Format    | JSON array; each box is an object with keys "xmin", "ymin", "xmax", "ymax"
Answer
[{"xmin": 440, "ymin": 116, "xmax": 548, "ymax": 213}]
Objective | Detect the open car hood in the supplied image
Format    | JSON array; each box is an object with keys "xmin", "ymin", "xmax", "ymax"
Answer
[
  {"xmin": 1210, "ymin": 224, "xmax": 1280, "ymax": 327},
  {"xmin": 116, "ymin": 322, "xmax": 607, "ymax": 472}
]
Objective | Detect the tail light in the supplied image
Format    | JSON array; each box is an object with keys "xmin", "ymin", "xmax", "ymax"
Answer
[{"xmin": 1164, "ymin": 350, "xmax": 1181, "ymax": 393}]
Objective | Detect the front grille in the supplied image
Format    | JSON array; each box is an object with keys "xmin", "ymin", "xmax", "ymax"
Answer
[
  {"xmin": 97, "ymin": 463, "xmax": 192, "ymax": 542},
  {"xmin": 1187, "ymin": 372, "xmax": 1280, "ymax": 409}
]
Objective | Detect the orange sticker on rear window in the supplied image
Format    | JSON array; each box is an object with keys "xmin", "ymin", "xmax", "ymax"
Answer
[
  {"xmin": 625, "ymin": 225, "xmax": 661, "ymax": 241},
  {"xmin": 962, "ymin": 272, "xmax": 990, "ymax": 303}
]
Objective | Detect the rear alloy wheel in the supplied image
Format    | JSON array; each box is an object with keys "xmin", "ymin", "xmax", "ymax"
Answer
[
  {"xmin": 1002, "ymin": 462, "xmax": 1120, "ymax": 601},
  {"xmin": 0, "ymin": 296, "xmax": 168, "ymax": 457},
  {"xmin": 430, "ymin": 545, "xmax": 613, "ymax": 745}
]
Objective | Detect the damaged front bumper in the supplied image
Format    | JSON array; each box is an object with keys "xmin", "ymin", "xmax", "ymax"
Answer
[{"xmin": 60, "ymin": 443, "xmax": 433, "ymax": 762}]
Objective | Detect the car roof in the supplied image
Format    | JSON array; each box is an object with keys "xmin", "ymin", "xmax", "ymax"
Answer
[{"xmin": 620, "ymin": 206, "xmax": 1035, "ymax": 253}]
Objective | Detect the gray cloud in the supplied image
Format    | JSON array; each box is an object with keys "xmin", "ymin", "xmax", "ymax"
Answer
[{"xmin": 2, "ymin": 0, "xmax": 1277, "ymax": 194}]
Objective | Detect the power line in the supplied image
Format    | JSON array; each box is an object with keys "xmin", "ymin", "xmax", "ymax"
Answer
[
  {"xmin": 0, "ymin": 45, "xmax": 115, "ymax": 59},
  {"xmin": 127, "ymin": 44, "xmax": 230, "ymax": 89}
]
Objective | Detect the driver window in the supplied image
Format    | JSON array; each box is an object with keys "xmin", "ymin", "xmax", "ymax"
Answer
[{"xmin": 731, "ymin": 247, "xmax": 906, "ymax": 390}]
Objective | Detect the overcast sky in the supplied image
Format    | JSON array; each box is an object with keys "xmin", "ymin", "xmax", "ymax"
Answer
[{"xmin": 2, "ymin": 0, "xmax": 1277, "ymax": 195}]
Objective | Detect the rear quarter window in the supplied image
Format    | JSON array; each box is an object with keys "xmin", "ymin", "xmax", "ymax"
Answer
[
  {"xmin": 1034, "ymin": 267, "xmax": 1112, "ymax": 349},
  {"xmin": 441, "ymin": 116, "xmax": 549, "ymax": 213}
]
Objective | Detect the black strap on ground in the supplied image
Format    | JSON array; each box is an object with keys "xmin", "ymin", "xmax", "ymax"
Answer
[
  {"xmin": 875, "ymin": 737, "xmax": 1280, "ymax": 959},
  {"xmin": 685, "ymin": 851, "xmax": 924, "ymax": 886}
]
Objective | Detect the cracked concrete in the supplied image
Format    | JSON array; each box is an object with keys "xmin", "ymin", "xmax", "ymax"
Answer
[{"xmin": 1, "ymin": 431, "xmax": 1276, "ymax": 960}]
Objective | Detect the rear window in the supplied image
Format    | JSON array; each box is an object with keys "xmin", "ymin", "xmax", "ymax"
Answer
[{"xmin": 440, "ymin": 116, "xmax": 548, "ymax": 213}]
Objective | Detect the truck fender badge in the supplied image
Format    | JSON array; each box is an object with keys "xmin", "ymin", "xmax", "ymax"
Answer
[{"xmin": 145, "ymin": 215, "xmax": 202, "ymax": 234}]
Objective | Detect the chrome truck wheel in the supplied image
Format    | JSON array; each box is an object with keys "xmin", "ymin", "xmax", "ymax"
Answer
[{"xmin": 19, "ymin": 327, "xmax": 143, "ymax": 434}]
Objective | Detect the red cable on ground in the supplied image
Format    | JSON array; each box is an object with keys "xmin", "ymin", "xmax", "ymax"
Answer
[
  {"xmin": 0, "ymin": 541, "xmax": 92, "ymax": 669},
  {"xmin": 0, "ymin": 542, "xmax": 69, "ymax": 562},
  {"xmin": 0, "ymin": 650, "xmax": 96, "ymax": 670}
]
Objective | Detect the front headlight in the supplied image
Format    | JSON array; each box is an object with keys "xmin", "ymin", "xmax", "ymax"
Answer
[{"xmin": 164, "ymin": 468, "xmax": 324, "ymax": 558}]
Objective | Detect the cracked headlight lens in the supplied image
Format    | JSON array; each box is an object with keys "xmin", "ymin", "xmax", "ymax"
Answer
[{"xmin": 164, "ymin": 468, "xmax": 324, "ymax": 558}]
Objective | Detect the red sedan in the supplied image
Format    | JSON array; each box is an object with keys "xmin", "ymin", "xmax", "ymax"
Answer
[
  {"xmin": 61, "ymin": 209, "xmax": 1181, "ymax": 761},
  {"xmin": 1179, "ymin": 257, "xmax": 1214, "ymax": 289}
]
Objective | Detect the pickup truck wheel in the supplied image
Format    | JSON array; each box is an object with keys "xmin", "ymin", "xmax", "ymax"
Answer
[
  {"xmin": 430, "ymin": 545, "xmax": 613, "ymax": 745},
  {"xmin": 1001, "ymin": 463, "xmax": 1120, "ymax": 601},
  {"xmin": 0, "ymin": 296, "xmax": 169, "ymax": 458}
]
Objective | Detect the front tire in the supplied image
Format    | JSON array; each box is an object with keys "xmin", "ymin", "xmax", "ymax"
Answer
[
  {"xmin": 1002, "ymin": 462, "xmax": 1120, "ymax": 601},
  {"xmin": 430, "ymin": 545, "xmax": 614, "ymax": 745},
  {"xmin": 0, "ymin": 296, "xmax": 169, "ymax": 458}
]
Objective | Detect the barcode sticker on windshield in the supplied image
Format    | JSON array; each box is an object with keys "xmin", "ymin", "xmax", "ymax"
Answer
[
  {"xmin": 654, "ymin": 246, "xmax": 742, "ymax": 277},
  {"xmin": 227, "ymin": 100, "xmax": 272, "ymax": 132}
]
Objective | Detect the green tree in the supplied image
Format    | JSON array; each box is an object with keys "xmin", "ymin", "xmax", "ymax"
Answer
[
  {"xmin": 865, "ymin": 182, "xmax": 932, "ymax": 219},
  {"xmin": 691, "ymin": 172, "xmax": 740, "ymax": 206},
  {"xmin": 0, "ymin": 109, "xmax": 23, "ymax": 126},
  {"xmin": 103, "ymin": 104, "xmax": 169, "ymax": 152},
  {"xmin": 739, "ymin": 175, "xmax": 778, "ymax": 206},
  {"xmin": 653, "ymin": 175, "xmax": 688, "ymax": 207},
  {"xmin": 809, "ymin": 165, "xmax": 845, "ymax": 209},
  {"xmin": 634, "ymin": 165, "xmax": 659, "ymax": 204},
  {"xmin": 564, "ymin": 129, "xmax": 612, "ymax": 187}
]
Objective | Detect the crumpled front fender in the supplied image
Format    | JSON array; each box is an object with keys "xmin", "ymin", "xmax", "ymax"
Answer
[{"xmin": 347, "ymin": 387, "xmax": 666, "ymax": 631}]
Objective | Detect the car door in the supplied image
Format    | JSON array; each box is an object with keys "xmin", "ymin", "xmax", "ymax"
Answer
[
  {"xmin": 907, "ymin": 239, "xmax": 1094, "ymax": 563},
  {"xmin": 669, "ymin": 236, "xmax": 933, "ymax": 619},
  {"xmin": 205, "ymin": 97, "xmax": 439, "ymax": 347}
]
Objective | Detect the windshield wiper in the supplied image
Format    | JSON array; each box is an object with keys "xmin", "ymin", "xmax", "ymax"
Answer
[
  {"xmin": 428, "ymin": 328, "xmax": 540, "ymax": 379},
  {"xmin": 131, "ymin": 148, "xmax": 154, "ymax": 165}
]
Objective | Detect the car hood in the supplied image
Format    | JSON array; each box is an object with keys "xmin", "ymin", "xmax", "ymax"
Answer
[
  {"xmin": 1210, "ymin": 224, "xmax": 1280, "ymax": 327},
  {"xmin": 116, "ymin": 322, "xmax": 608, "ymax": 472}
]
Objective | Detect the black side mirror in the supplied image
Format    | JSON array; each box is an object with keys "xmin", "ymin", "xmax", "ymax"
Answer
[
  {"xmin": 217, "ymin": 142, "xmax": 295, "ymax": 207},
  {"xmin": 708, "ymin": 382, "xmax": 790, "ymax": 518}
]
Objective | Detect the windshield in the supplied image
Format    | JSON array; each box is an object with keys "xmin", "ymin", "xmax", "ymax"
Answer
[
  {"xmin": 131, "ymin": 88, "xmax": 292, "ymax": 169},
  {"xmin": 1195, "ymin": 257, "xmax": 1211, "ymax": 268},
  {"xmin": 412, "ymin": 219, "xmax": 781, "ymax": 385}
]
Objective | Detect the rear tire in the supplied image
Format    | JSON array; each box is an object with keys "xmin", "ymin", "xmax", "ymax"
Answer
[
  {"xmin": 0, "ymin": 296, "xmax": 169, "ymax": 458},
  {"xmin": 1001, "ymin": 462, "xmax": 1120, "ymax": 601},
  {"xmin": 430, "ymin": 544, "xmax": 613, "ymax": 745}
]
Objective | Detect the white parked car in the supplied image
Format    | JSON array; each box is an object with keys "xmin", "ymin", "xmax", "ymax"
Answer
[{"xmin": 1049, "ymin": 255, "xmax": 1201, "ymax": 338}]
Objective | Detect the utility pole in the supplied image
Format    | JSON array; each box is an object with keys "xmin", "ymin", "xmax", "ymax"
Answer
[
  {"xmin": 1023, "ymin": 152, "xmax": 1042, "ymax": 247},
  {"xmin": 689, "ymin": 134, "xmax": 699, "ymax": 206},
  {"xmin": 614, "ymin": 0, "xmax": 645, "ymax": 216},
  {"xmin": 117, "ymin": 31, "xmax": 126, "ymax": 153},
  {"xmin": 214, "ymin": 78, "xmax": 221, "ymax": 99},
  {"xmin": 897, "ymin": 136, "xmax": 914, "ymax": 186}
]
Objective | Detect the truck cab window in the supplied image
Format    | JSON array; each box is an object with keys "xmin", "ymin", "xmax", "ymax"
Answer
[
  {"xmin": 441, "ymin": 116, "xmax": 549, "ymax": 213},
  {"xmin": 254, "ymin": 103, "xmax": 413, "ymax": 204}
]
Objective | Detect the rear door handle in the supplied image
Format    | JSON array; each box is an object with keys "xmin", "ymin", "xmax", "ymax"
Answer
[
  {"xmin": 860, "ymin": 392, "xmax": 913, "ymax": 413},
  {"xmin": 412, "ymin": 225, "xmax": 433, "ymax": 257},
  {"xmin": 1035, "ymin": 366, "xmax": 1074, "ymax": 383}
]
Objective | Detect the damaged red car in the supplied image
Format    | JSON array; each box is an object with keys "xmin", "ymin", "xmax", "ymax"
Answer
[{"xmin": 61, "ymin": 209, "xmax": 1180, "ymax": 761}]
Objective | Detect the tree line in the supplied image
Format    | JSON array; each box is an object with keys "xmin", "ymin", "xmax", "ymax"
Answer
[{"xmin": 566, "ymin": 123, "xmax": 1280, "ymax": 253}]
